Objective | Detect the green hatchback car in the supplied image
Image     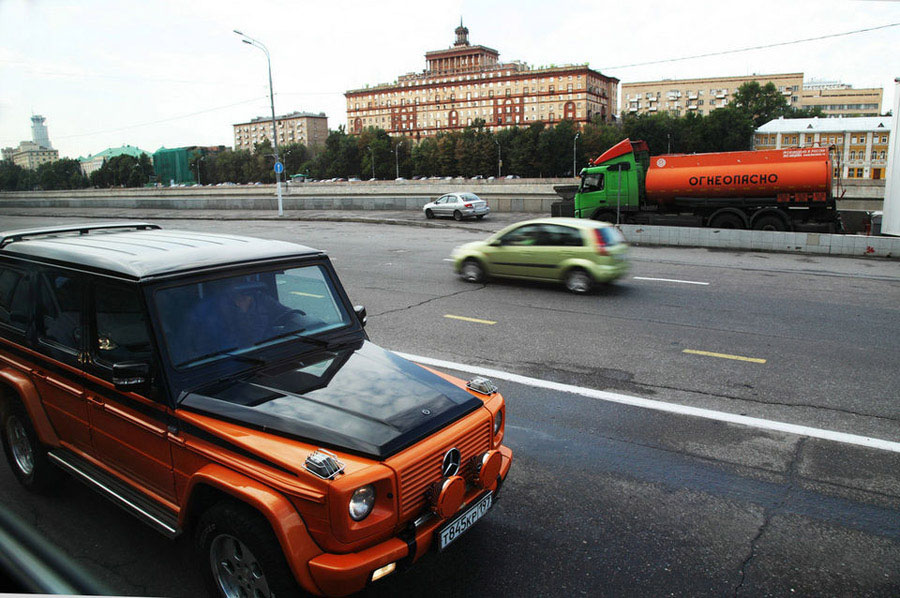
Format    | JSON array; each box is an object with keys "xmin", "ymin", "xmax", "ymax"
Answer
[{"xmin": 451, "ymin": 217, "xmax": 629, "ymax": 293}]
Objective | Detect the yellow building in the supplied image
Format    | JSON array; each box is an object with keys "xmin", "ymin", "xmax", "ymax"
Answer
[
  {"xmin": 232, "ymin": 111, "xmax": 328, "ymax": 153},
  {"xmin": 345, "ymin": 23, "xmax": 618, "ymax": 139},
  {"xmin": 622, "ymin": 73, "xmax": 804, "ymax": 117},
  {"xmin": 622, "ymin": 73, "xmax": 882, "ymax": 118},
  {"xmin": 4, "ymin": 141, "xmax": 59, "ymax": 170},
  {"xmin": 754, "ymin": 116, "xmax": 891, "ymax": 180}
]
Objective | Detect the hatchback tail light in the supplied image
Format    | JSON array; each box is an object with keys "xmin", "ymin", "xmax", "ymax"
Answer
[
  {"xmin": 464, "ymin": 203, "xmax": 473, "ymax": 208},
  {"xmin": 593, "ymin": 229, "xmax": 608, "ymax": 255}
]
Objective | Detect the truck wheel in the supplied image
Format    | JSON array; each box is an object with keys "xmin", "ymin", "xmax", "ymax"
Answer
[
  {"xmin": 564, "ymin": 269, "xmax": 594, "ymax": 294},
  {"xmin": 752, "ymin": 214, "xmax": 788, "ymax": 231},
  {"xmin": 196, "ymin": 502, "xmax": 303, "ymax": 598},
  {"xmin": 1, "ymin": 402, "xmax": 62, "ymax": 493},
  {"xmin": 709, "ymin": 212, "xmax": 745, "ymax": 229},
  {"xmin": 460, "ymin": 259, "xmax": 486, "ymax": 283}
]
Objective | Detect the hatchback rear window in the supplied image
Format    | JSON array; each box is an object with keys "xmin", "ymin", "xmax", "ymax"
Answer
[{"xmin": 598, "ymin": 227, "xmax": 625, "ymax": 245}]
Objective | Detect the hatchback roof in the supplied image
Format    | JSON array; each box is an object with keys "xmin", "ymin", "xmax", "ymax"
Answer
[{"xmin": 0, "ymin": 222, "xmax": 323, "ymax": 280}]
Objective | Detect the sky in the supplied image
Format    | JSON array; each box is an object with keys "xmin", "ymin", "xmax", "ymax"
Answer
[{"xmin": 1, "ymin": 0, "xmax": 898, "ymax": 160}]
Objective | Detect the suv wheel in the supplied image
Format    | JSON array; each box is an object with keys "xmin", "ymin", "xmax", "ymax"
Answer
[
  {"xmin": 196, "ymin": 502, "xmax": 302, "ymax": 598},
  {"xmin": 1, "ymin": 402, "xmax": 62, "ymax": 493},
  {"xmin": 564, "ymin": 269, "xmax": 594, "ymax": 294}
]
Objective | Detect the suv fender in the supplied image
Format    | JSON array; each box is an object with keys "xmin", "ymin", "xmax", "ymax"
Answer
[
  {"xmin": 183, "ymin": 464, "xmax": 325, "ymax": 595},
  {"xmin": 0, "ymin": 367, "xmax": 59, "ymax": 446}
]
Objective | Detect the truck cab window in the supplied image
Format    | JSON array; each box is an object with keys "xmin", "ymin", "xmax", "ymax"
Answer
[{"xmin": 582, "ymin": 173, "xmax": 604, "ymax": 193}]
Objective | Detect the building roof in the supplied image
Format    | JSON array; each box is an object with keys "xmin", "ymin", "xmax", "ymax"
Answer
[
  {"xmin": 0, "ymin": 223, "xmax": 322, "ymax": 280},
  {"xmin": 79, "ymin": 145, "xmax": 149, "ymax": 163},
  {"xmin": 623, "ymin": 72, "xmax": 803, "ymax": 87},
  {"xmin": 757, "ymin": 116, "xmax": 892, "ymax": 133}
]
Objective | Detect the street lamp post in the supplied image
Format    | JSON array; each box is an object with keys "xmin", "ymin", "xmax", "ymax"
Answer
[
  {"xmin": 367, "ymin": 146, "xmax": 375, "ymax": 180},
  {"xmin": 394, "ymin": 141, "xmax": 403, "ymax": 179},
  {"xmin": 195, "ymin": 155, "xmax": 204, "ymax": 186},
  {"xmin": 493, "ymin": 139, "xmax": 501, "ymax": 178},
  {"xmin": 573, "ymin": 133, "xmax": 580, "ymax": 178},
  {"xmin": 234, "ymin": 30, "xmax": 283, "ymax": 216}
]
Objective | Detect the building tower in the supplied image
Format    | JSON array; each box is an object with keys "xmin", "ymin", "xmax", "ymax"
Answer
[
  {"xmin": 454, "ymin": 19, "xmax": 469, "ymax": 47},
  {"xmin": 31, "ymin": 115, "xmax": 51, "ymax": 149}
]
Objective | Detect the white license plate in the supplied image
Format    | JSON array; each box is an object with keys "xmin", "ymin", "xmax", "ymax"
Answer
[{"xmin": 436, "ymin": 492, "xmax": 492, "ymax": 551}]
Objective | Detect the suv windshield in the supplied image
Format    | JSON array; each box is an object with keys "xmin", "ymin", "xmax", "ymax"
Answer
[{"xmin": 153, "ymin": 264, "xmax": 352, "ymax": 369}]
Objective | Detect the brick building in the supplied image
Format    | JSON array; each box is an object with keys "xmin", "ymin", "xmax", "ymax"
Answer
[{"xmin": 345, "ymin": 22, "xmax": 619, "ymax": 139}]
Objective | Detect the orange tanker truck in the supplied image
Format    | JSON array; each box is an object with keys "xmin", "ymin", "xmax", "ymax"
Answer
[{"xmin": 553, "ymin": 138, "xmax": 842, "ymax": 232}]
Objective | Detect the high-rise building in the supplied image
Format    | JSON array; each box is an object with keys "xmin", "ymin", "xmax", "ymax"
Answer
[
  {"xmin": 345, "ymin": 23, "xmax": 619, "ymax": 139},
  {"xmin": 232, "ymin": 112, "xmax": 329, "ymax": 153},
  {"xmin": 31, "ymin": 115, "xmax": 52, "ymax": 149}
]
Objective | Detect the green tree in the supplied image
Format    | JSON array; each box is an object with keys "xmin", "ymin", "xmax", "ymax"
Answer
[
  {"xmin": 0, "ymin": 160, "xmax": 25, "ymax": 191},
  {"xmin": 730, "ymin": 81, "xmax": 791, "ymax": 127},
  {"xmin": 411, "ymin": 137, "xmax": 440, "ymax": 176}
]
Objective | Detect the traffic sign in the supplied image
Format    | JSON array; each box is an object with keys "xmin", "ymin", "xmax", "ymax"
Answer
[{"xmin": 274, "ymin": 161, "xmax": 284, "ymax": 174}]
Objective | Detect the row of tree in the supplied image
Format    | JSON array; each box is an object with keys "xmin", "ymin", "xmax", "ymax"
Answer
[{"xmin": 2, "ymin": 82, "xmax": 824, "ymax": 191}]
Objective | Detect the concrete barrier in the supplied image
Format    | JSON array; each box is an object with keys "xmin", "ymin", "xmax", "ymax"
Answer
[{"xmin": 620, "ymin": 224, "xmax": 897, "ymax": 258}]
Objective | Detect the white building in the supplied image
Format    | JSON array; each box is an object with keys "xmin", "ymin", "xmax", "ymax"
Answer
[{"xmin": 755, "ymin": 116, "xmax": 891, "ymax": 180}]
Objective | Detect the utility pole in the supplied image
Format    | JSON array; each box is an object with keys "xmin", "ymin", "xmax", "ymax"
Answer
[
  {"xmin": 234, "ymin": 30, "xmax": 283, "ymax": 216},
  {"xmin": 573, "ymin": 133, "xmax": 580, "ymax": 178}
]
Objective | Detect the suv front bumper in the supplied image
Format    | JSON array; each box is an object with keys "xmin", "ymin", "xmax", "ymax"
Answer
[{"xmin": 306, "ymin": 445, "xmax": 512, "ymax": 596}]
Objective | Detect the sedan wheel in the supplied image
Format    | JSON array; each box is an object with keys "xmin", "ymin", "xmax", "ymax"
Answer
[
  {"xmin": 453, "ymin": 210, "xmax": 463, "ymax": 221},
  {"xmin": 425, "ymin": 208, "xmax": 435, "ymax": 219}
]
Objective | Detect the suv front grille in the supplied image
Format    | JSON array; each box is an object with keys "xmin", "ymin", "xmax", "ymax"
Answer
[{"xmin": 397, "ymin": 418, "xmax": 492, "ymax": 518}]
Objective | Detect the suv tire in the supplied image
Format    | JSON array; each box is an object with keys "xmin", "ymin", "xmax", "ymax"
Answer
[
  {"xmin": 196, "ymin": 501, "xmax": 303, "ymax": 598},
  {"xmin": 1, "ymin": 401, "xmax": 63, "ymax": 493}
]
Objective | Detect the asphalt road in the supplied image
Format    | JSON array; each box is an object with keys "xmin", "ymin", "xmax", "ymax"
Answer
[{"xmin": 1, "ymin": 215, "xmax": 898, "ymax": 597}]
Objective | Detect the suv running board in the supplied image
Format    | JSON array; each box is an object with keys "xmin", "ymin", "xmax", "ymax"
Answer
[{"xmin": 47, "ymin": 450, "xmax": 180, "ymax": 539}]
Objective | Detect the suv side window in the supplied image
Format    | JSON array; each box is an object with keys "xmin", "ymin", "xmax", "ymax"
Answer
[
  {"xmin": 37, "ymin": 270, "xmax": 84, "ymax": 351},
  {"xmin": 0, "ymin": 264, "xmax": 31, "ymax": 332},
  {"xmin": 92, "ymin": 281, "xmax": 153, "ymax": 366}
]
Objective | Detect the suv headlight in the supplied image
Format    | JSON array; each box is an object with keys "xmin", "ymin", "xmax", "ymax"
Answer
[
  {"xmin": 493, "ymin": 410, "xmax": 503, "ymax": 435},
  {"xmin": 349, "ymin": 485, "xmax": 375, "ymax": 521}
]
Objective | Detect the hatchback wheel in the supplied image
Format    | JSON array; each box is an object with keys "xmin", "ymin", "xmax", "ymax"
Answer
[
  {"xmin": 461, "ymin": 259, "xmax": 486, "ymax": 283},
  {"xmin": 564, "ymin": 269, "xmax": 594, "ymax": 294}
]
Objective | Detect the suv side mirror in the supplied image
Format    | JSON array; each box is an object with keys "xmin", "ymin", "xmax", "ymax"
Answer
[
  {"xmin": 112, "ymin": 361, "xmax": 151, "ymax": 392},
  {"xmin": 354, "ymin": 305, "xmax": 367, "ymax": 327}
]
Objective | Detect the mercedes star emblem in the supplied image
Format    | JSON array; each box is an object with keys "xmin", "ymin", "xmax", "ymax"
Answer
[{"xmin": 441, "ymin": 448, "xmax": 461, "ymax": 477}]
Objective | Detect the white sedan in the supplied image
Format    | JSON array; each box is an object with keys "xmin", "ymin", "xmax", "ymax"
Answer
[{"xmin": 423, "ymin": 192, "xmax": 490, "ymax": 221}]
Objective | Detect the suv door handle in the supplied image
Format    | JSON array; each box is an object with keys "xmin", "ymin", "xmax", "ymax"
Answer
[{"xmin": 86, "ymin": 395, "xmax": 104, "ymax": 407}]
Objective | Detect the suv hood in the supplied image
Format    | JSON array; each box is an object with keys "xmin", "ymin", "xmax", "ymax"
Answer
[{"xmin": 179, "ymin": 341, "xmax": 482, "ymax": 460}]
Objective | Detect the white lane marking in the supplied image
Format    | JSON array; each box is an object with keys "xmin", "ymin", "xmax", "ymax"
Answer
[
  {"xmin": 394, "ymin": 352, "xmax": 900, "ymax": 454},
  {"xmin": 443, "ymin": 258, "xmax": 455, "ymax": 262},
  {"xmin": 634, "ymin": 276, "xmax": 710, "ymax": 286}
]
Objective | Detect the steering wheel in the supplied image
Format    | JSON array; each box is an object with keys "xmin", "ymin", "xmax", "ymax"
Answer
[{"xmin": 273, "ymin": 309, "xmax": 306, "ymax": 327}]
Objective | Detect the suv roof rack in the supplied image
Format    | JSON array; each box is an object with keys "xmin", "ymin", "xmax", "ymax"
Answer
[{"xmin": 0, "ymin": 222, "xmax": 161, "ymax": 248}]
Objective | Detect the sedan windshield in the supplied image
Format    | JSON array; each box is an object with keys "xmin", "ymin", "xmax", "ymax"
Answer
[{"xmin": 153, "ymin": 264, "xmax": 352, "ymax": 369}]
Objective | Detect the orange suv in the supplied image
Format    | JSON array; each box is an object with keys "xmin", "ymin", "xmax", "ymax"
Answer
[{"xmin": 0, "ymin": 222, "xmax": 512, "ymax": 597}]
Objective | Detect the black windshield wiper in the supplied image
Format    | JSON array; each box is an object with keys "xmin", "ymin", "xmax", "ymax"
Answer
[
  {"xmin": 176, "ymin": 347, "xmax": 266, "ymax": 368},
  {"xmin": 255, "ymin": 329, "xmax": 331, "ymax": 348}
]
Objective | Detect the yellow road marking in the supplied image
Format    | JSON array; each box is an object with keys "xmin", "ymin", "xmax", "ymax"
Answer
[
  {"xmin": 683, "ymin": 349, "xmax": 766, "ymax": 364},
  {"xmin": 290, "ymin": 291, "xmax": 324, "ymax": 298},
  {"xmin": 444, "ymin": 314, "xmax": 496, "ymax": 325}
]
